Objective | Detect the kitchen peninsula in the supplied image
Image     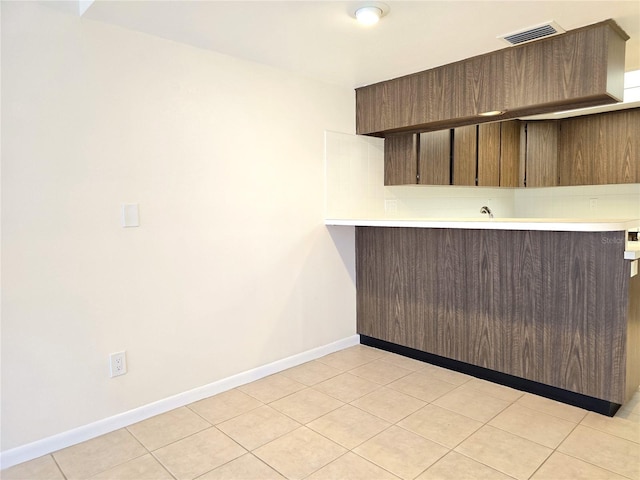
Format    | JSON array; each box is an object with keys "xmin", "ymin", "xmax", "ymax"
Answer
[{"xmin": 327, "ymin": 218, "xmax": 640, "ymax": 414}]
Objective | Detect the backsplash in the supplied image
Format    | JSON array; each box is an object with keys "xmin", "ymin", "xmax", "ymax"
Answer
[
  {"xmin": 324, "ymin": 131, "xmax": 513, "ymax": 219},
  {"xmin": 514, "ymin": 184, "xmax": 640, "ymax": 219},
  {"xmin": 325, "ymin": 131, "xmax": 640, "ymax": 220}
]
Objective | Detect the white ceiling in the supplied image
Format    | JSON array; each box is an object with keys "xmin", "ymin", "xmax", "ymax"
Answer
[{"xmin": 82, "ymin": 0, "xmax": 640, "ymax": 89}]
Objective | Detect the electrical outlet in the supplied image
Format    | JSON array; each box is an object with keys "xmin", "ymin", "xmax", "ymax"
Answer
[
  {"xmin": 589, "ymin": 198, "xmax": 598, "ymax": 210},
  {"xmin": 109, "ymin": 351, "xmax": 127, "ymax": 378},
  {"xmin": 385, "ymin": 199, "xmax": 397, "ymax": 213}
]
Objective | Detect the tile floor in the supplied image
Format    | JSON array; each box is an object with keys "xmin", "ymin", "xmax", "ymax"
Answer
[{"xmin": 3, "ymin": 345, "xmax": 640, "ymax": 480}]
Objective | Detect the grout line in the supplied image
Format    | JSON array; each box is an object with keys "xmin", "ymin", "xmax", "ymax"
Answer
[
  {"xmin": 50, "ymin": 454, "xmax": 68, "ymax": 480},
  {"xmin": 10, "ymin": 346, "xmax": 638, "ymax": 480}
]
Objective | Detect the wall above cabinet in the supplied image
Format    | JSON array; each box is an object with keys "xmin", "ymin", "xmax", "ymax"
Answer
[{"xmin": 356, "ymin": 19, "xmax": 628, "ymax": 137}]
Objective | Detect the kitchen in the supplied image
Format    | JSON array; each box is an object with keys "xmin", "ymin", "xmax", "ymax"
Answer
[{"xmin": 1, "ymin": 1, "xmax": 639, "ymax": 479}]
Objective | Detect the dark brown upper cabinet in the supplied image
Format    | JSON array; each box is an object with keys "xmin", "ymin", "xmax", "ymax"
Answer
[
  {"xmin": 385, "ymin": 121, "xmax": 522, "ymax": 187},
  {"xmin": 558, "ymin": 109, "xmax": 640, "ymax": 185},
  {"xmin": 477, "ymin": 123, "xmax": 501, "ymax": 186},
  {"xmin": 419, "ymin": 130, "xmax": 450, "ymax": 185},
  {"xmin": 523, "ymin": 121, "xmax": 559, "ymax": 187},
  {"xmin": 384, "ymin": 134, "xmax": 418, "ymax": 185},
  {"xmin": 499, "ymin": 121, "xmax": 522, "ymax": 187},
  {"xmin": 453, "ymin": 125, "xmax": 477, "ymax": 186},
  {"xmin": 356, "ymin": 20, "xmax": 627, "ymax": 137}
]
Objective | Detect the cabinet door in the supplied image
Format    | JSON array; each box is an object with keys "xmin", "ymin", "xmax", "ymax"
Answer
[
  {"xmin": 419, "ymin": 130, "xmax": 451, "ymax": 185},
  {"xmin": 478, "ymin": 123, "xmax": 501, "ymax": 186},
  {"xmin": 384, "ymin": 134, "xmax": 418, "ymax": 185},
  {"xmin": 525, "ymin": 122, "xmax": 558, "ymax": 187},
  {"xmin": 499, "ymin": 120, "xmax": 522, "ymax": 187},
  {"xmin": 557, "ymin": 116, "xmax": 595, "ymax": 186},
  {"xmin": 558, "ymin": 109, "xmax": 640, "ymax": 185},
  {"xmin": 453, "ymin": 125, "xmax": 477, "ymax": 186}
]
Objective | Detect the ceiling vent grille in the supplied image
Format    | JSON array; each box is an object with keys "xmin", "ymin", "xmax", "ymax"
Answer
[{"xmin": 498, "ymin": 21, "xmax": 566, "ymax": 46}]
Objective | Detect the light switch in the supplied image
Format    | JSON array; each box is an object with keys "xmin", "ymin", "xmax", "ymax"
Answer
[{"xmin": 121, "ymin": 204, "xmax": 140, "ymax": 227}]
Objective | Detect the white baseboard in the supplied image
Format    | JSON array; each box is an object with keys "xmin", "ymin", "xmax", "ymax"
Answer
[{"xmin": 0, "ymin": 334, "xmax": 360, "ymax": 470}]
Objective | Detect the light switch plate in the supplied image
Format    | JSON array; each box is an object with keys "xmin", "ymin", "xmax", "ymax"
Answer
[{"xmin": 121, "ymin": 204, "xmax": 139, "ymax": 227}]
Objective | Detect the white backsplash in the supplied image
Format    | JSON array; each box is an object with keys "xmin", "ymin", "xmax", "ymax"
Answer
[
  {"xmin": 514, "ymin": 184, "xmax": 640, "ymax": 218},
  {"xmin": 325, "ymin": 131, "xmax": 513, "ymax": 219},
  {"xmin": 325, "ymin": 130, "xmax": 640, "ymax": 220}
]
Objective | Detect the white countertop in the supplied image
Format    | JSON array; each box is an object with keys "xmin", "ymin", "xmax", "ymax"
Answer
[
  {"xmin": 326, "ymin": 218, "xmax": 640, "ymax": 261},
  {"xmin": 325, "ymin": 217, "xmax": 640, "ymax": 232}
]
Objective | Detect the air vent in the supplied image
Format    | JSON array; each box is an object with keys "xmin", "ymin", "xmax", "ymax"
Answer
[{"xmin": 498, "ymin": 21, "xmax": 566, "ymax": 46}]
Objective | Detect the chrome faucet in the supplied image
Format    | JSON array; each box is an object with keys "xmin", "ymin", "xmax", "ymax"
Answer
[{"xmin": 480, "ymin": 206, "xmax": 493, "ymax": 218}]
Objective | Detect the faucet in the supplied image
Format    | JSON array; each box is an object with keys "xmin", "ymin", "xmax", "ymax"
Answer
[{"xmin": 480, "ymin": 206, "xmax": 493, "ymax": 218}]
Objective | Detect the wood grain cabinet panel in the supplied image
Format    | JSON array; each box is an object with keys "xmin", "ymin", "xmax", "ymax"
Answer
[
  {"xmin": 384, "ymin": 133, "xmax": 418, "ymax": 186},
  {"xmin": 499, "ymin": 120, "xmax": 522, "ymax": 187},
  {"xmin": 558, "ymin": 109, "xmax": 640, "ymax": 185},
  {"xmin": 453, "ymin": 125, "xmax": 477, "ymax": 186},
  {"xmin": 419, "ymin": 130, "xmax": 451, "ymax": 185},
  {"xmin": 525, "ymin": 122, "xmax": 558, "ymax": 187},
  {"xmin": 356, "ymin": 227, "xmax": 636, "ymax": 404},
  {"xmin": 356, "ymin": 20, "xmax": 627, "ymax": 136},
  {"xmin": 477, "ymin": 123, "xmax": 501, "ymax": 186}
]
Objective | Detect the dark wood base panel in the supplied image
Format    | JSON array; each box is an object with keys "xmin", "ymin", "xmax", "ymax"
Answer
[
  {"xmin": 356, "ymin": 227, "xmax": 637, "ymax": 407},
  {"xmin": 361, "ymin": 335, "xmax": 620, "ymax": 416}
]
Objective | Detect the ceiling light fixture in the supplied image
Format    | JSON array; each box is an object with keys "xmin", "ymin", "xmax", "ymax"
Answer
[
  {"xmin": 356, "ymin": 6, "xmax": 382, "ymax": 25},
  {"xmin": 479, "ymin": 110, "xmax": 506, "ymax": 117},
  {"xmin": 354, "ymin": 3, "xmax": 389, "ymax": 26}
]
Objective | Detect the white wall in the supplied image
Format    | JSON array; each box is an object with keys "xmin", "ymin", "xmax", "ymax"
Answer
[{"xmin": 1, "ymin": 1, "xmax": 355, "ymax": 452}]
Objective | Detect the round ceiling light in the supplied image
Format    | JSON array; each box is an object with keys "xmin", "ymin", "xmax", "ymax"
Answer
[
  {"xmin": 353, "ymin": 3, "xmax": 389, "ymax": 26},
  {"xmin": 355, "ymin": 6, "xmax": 383, "ymax": 25}
]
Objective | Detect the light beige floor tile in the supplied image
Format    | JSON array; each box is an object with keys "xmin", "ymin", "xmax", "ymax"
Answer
[
  {"xmin": 216, "ymin": 405, "xmax": 300, "ymax": 450},
  {"xmin": 516, "ymin": 393, "xmax": 587, "ymax": 423},
  {"xmin": 127, "ymin": 406, "xmax": 211, "ymax": 450},
  {"xmin": 188, "ymin": 389, "xmax": 263, "ymax": 425},
  {"xmin": 616, "ymin": 408, "xmax": 640, "ymax": 423},
  {"xmin": 314, "ymin": 372, "xmax": 380, "ymax": 403},
  {"xmin": 379, "ymin": 353, "xmax": 428, "ymax": 371},
  {"xmin": 237, "ymin": 373, "xmax": 305, "ymax": 403},
  {"xmin": 531, "ymin": 451, "xmax": 629, "ymax": 480},
  {"xmin": 53, "ymin": 429, "xmax": 147, "ymax": 480},
  {"xmin": 620, "ymin": 390, "xmax": 640, "ymax": 416},
  {"xmin": 1, "ymin": 455, "xmax": 65, "ymax": 480},
  {"xmin": 421, "ymin": 364, "xmax": 473, "ymax": 386},
  {"xmin": 197, "ymin": 453, "xmax": 285, "ymax": 480},
  {"xmin": 253, "ymin": 427, "xmax": 346, "ymax": 480},
  {"xmin": 307, "ymin": 452, "xmax": 400, "ymax": 480},
  {"xmin": 354, "ymin": 425, "xmax": 448, "ymax": 480},
  {"xmin": 581, "ymin": 411, "xmax": 640, "ymax": 443},
  {"xmin": 153, "ymin": 427, "xmax": 245, "ymax": 480},
  {"xmin": 459, "ymin": 378, "xmax": 524, "ymax": 402},
  {"xmin": 89, "ymin": 454, "xmax": 173, "ymax": 480},
  {"xmin": 349, "ymin": 360, "xmax": 412, "ymax": 385},
  {"xmin": 488, "ymin": 403, "xmax": 577, "ymax": 448},
  {"xmin": 351, "ymin": 387, "xmax": 426, "ymax": 423},
  {"xmin": 307, "ymin": 404, "xmax": 391, "ymax": 449},
  {"xmin": 432, "ymin": 385, "xmax": 511, "ymax": 423},
  {"xmin": 316, "ymin": 346, "xmax": 383, "ymax": 371},
  {"xmin": 398, "ymin": 404, "xmax": 483, "ymax": 449},
  {"xmin": 387, "ymin": 371, "xmax": 458, "ymax": 402},
  {"xmin": 270, "ymin": 388, "xmax": 344, "ymax": 424},
  {"xmin": 455, "ymin": 425, "xmax": 552, "ymax": 480},
  {"xmin": 558, "ymin": 425, "xmax": 640, "ymax": 479},
  {"xmin": 416, "ymin": 451, "xmax": 515, "ymax": 480},
  {"xmin": 278, "ymin": 360, "xmax": 342, "ymax": 386}
]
